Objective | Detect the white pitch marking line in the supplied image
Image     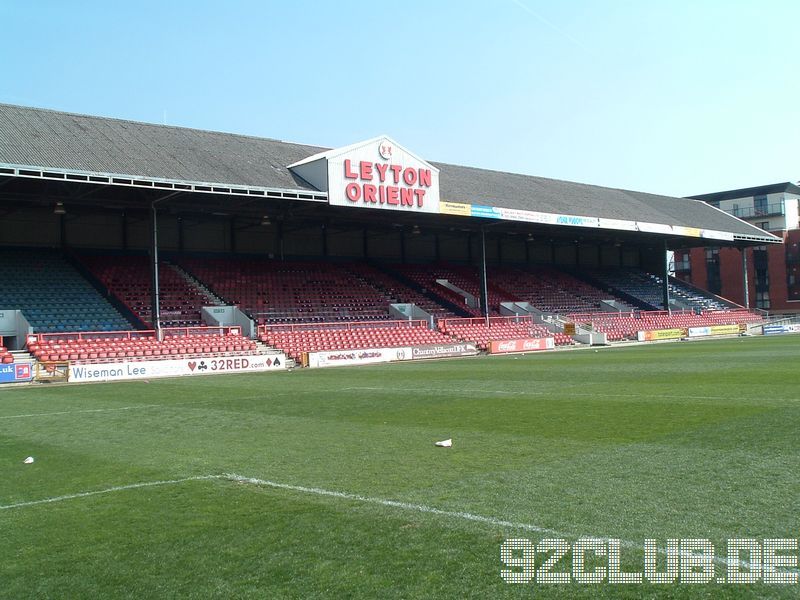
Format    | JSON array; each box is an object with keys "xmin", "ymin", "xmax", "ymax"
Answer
[
  {"xmin": 0, "ymin": 475, "xmax": 221, "ymax": 510},
  {"xmin": 342, "ymin": 386, "xmax": 800, "ymax": 403},
  {"xmin": 225, "ymin": 473, "xmax": 775, "ymax": 572},
  {"xmin": 0, "ymin": 404, "xmax": 164, "ymax": 420},
  {"xmin": 225, "ymin": 472, "xmax": 561, "ymax": 533},
  {"xmin": 0, "ymin": 398, "xmax": 227, "ymax": 420},
  {"xmin": 0, "ymin": 472, "xmax": 781, "ymax": 572}
]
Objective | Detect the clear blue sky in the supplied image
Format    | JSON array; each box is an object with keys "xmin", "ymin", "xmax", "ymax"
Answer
[{"xmin": 1, "ymin": 0, "xmax": 797, "ymax": 198}]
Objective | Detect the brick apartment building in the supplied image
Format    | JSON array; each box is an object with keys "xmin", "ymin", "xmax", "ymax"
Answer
[{"xmin": 674, "ymin": 182, "xmax": 800, "ymax": 312}]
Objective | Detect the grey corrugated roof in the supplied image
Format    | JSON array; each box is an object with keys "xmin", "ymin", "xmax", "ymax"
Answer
[
  {"xmin": 434, "ymin": 162, "xmax": 768, "ymax": 235},
  {"xmin": 0, "ymin": 103, "xmax": 325, "ymax": 190},
  {"xmin": 0, "ymin": 103, "xmax": 775, "ymax": 240}
]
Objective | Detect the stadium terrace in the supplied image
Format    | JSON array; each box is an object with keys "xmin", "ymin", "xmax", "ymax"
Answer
[{"xmin": 0, "ymin": 103, "xmax": 786, "ymax": 382}]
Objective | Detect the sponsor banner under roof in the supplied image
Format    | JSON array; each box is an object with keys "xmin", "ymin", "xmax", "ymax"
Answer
[{"xmin": 289, "ymin": 136, "xmax": 734, "ymax": 241}]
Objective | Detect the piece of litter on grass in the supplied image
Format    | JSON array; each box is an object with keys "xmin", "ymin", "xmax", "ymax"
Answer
[
  {"xmin": 435, "ymin": 438, "xmax": 452, "ymax": 448},
  {"xmin": 23, "ymin": 456, "xmax": 35, "ymax": 464}
]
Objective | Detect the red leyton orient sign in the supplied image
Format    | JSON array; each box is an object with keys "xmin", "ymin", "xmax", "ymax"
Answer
[{"xmin": 288, "ymin": 136, "xmax": 441, "ymax": 214}]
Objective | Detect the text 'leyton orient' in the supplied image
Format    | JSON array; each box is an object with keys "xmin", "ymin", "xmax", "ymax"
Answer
[{"xmin": 343, "ymin": 159, "xmax": 432, "ymax": 208}]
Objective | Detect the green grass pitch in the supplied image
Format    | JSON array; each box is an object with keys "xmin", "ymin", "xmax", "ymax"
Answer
[{"xmin": 2, "ymin": 335, "xmax": 800, "ymax": 598}]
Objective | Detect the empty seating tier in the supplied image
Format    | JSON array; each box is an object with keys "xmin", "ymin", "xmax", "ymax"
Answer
[
  {"xmin": 585, "ymin": 268, "xmax": 738, "ymax": 312},
  {"xmin": 27, "ymin": 326, "xmax": 257, "ymax": 364},
  {"xmin": 0, "ymin": 248, "xmax": 132, "ymax": 333},
  {"xmin": 439, "ymin": 316, "xmax": 574, "ymax": 350},
  {"xmin": 177, "ymin": 258, "xmax": 401, "ymax": 324},
  {"xmin": 344, "ymin": 263, "xmax": 459, "ymax": 319},
  {"xmin": 79, "ymin": 255, "xmax": 216, "ymax": 328},
  {"xmin": 259, "ymin": 320, "xmax": 457, "ymax": 361},
  {"xmin": 391, "ymin": 263, "xmax": 510, "ymax": 316},
  {"xmin": 489, "ymin": 265, "xmax": 633, "ymax": 314}
]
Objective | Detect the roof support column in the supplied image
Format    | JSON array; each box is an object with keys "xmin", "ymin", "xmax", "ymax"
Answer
[
  {"xmin": 121, "ymin": 211, "xmax": 128, "ymax": 250},
  {"xmin": 150, "ymin": 191, "xmax": 181, "ymax": 339},
  {"xmin": 150, "ymin": 202, "xmax": 161, "ymax": 339},
  {"xmin": 59, "ymin": 212, "xmax": 66, "ymax": 248},
  {"xmin": 662, "ymin": 239, "xmax": 671, "ymax": 313},
  {"xmin": 741, "ymin": 247, "xmax": 750, "ymax": 309},
  {"xmin": 275, "ymin": 221, "xmax": 284, "ymax": 260},
  {"xmin": 479, "ymin": 227, "xmax": 489, "ymax": 324}
]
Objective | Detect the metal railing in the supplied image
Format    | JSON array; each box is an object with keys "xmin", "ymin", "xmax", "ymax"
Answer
[
  {"xmin": 30, "ymin": 325, "xmax": 242, "ymax": 344},
  {"xmin": 438, "ymin": 315, "xmax": 534, "ymax": 329},
  {"xmin": 725, "ymin": 202, "xmax": 784, "ymax": 218},
  {"xmin": 258, "ymin": 319, "xmax": 428, "ymax": 335}
]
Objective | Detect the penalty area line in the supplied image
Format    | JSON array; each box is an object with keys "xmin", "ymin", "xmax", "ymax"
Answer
[
  {"xmin": 224, "ymin": 473, "xmax": 769, "ymax": 572},
  {"xmin": 0, "ymin": 404, "xmax": 164, "ymax": 420},
  {"xmin": 0, "ymin": 475, "xmax": 221, "ymax": 510},
  {"xmin": 1, "ymin": 471, "xmax": 777, "ymax": 573}
]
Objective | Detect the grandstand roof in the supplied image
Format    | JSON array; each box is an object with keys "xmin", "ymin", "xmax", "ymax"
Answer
[{"xmin": 0, "ymin": 103, "xmax": 778, "ymax": 244}]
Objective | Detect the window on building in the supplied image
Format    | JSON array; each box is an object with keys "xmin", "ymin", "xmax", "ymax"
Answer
[
  {"xmin": 754, "ymin": 244, "xmax": 770, "ymax": 309},
  {"xmin": 755, "ymin": 267, "xmax": 769, "ymax": 289},
  {"xmin": 787, "ymin": 250, "xmax": 800, "ymax": 300},
  {"xmin": 673, "ymin": 250, "xmax": 691, "ymax": 272},
  {"xmin": 705, "ymin": 246, "xmax": 721, "ymax": 295},
  {"xmin": 753, "ymin": 246, "xmax": 769, "ymax": 270},
  {"xmin": 754, "ymin": 194, "xmax": 768, "ymax": 216},
  {"xmin": 756, "ymin": 291, "xmax": 771, "ymax": 310},
  {"xmin": 756, "ymin": 221, "xmax": 769, "ymax": 230}
]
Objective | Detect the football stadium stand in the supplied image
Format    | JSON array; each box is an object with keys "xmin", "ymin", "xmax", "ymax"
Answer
[
  {"xmin": 0, "ymin": 249, "xmax": 132, "ymax": 333},
  {"xmin": 439, "ymin": 316, "xmax": 574, "ymax": 350},
  {"xmin": 584, "ymin": 268, "xmax": 734, "ymax": 311},
  {"xmin": 177, "ymin": 258, "xmax": 400, "ymax": 324},
  {"xmin": 0, "ymin": 104, "xmax": 784, "ymax": 380},
  {"xmin": 344, "ymin": 262, "xmax": 459, "ymax": 320},
  {"xmin": 27, "ymin": 326, "xmax": 257, "ymax": 364},
  {"xmin": 78, "ymin": 254, "xmax": 220, "ymax": 328},
  {"xmin": 1, "ymin": 340, "xmax": 13, "ymax": 363},
  {"xmin": 390, "ymin": 263, "xmax": 510, "ymax": 317},
  {"xmin": 488, "ymin": 265, "xmax": 634, "ymax": 314},
  {"xmin": 258, "ymin": 319, "xmax": 456, "ymax": 361},
  {"xmin": 567, "ymin": 309, "xmax": 763, "ymax": 341}
]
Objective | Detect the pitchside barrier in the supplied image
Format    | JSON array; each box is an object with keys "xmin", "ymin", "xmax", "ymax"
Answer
[
  {"xmin": 763, "ymin": 324, "xmax": 800, "ymax": 335},
  {"xmin": 305, "ymin": 347, "xmax": 409, "ymax": 368},
  {"xmin": 410, "ymin": 342, "xmax": 478, "ymax": 359},
  {"xmin": 637, "ymin": 323, "xmax": 745, "ymax": 342},
  {"xmin": 304, "ymin": 341, "xmax": 479, "ymax": 368},
  {"xmin": 0, "ymin": 362, "xmax": 34, "ymax": 384},
  {"xmin": 637, "ymin": 329, "xmax": 686, "ymax": 342},
  {"xmin": 489, "ymin": 338, "xmax": 555, "ymax": 354},
  {"xmin": 24, "ymin": 325, "xmax": 286, "ymax": 383},
  {"xmin": 68, "ymin": 354, "xmax": 285, "ymax": 383},
  {"xmin": 686, "ymin": 324, "xmax": 745, "ymax": 338}
]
